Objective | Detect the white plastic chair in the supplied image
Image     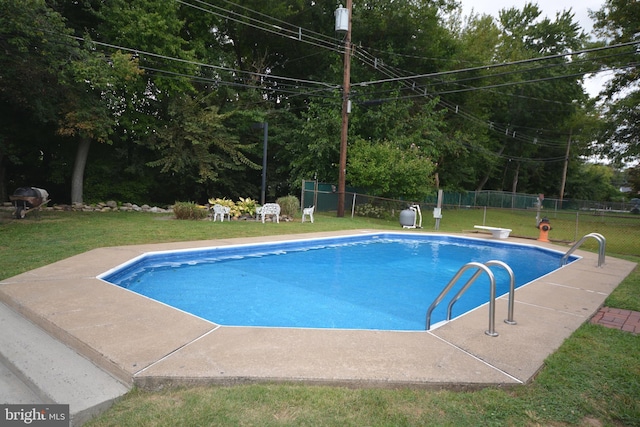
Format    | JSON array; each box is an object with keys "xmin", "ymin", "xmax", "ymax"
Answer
[
  {"xmin": 302, "ymin": 205, "xmax": 315, "ymax": 223},
  {"xmin": 212, "ymin": 204, "xmax": 231, "ymax": 222}
]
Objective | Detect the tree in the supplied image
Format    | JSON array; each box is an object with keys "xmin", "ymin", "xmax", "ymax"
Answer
[
  {"xmin": 52, "ymin": 0, "xmax": 202, "ymax": 204},
  {"xmin": 351, "ymin": 96, "xmax": 447, "ymax": 194},
  {"xmin": 148, "ymin": 94, "xmax": 259, "ymax": 187},
  {"xmin": 348, "ymin": 138, "xmax": 435, "ymax": 199},
  {"xmin": 565, "ymin": 163, "xmax": 622, "ymax": 201},
  {"xmin": 286, "ymin": 97, "xmax": 343, "ymax": 187},
  {"xmin": 627, "ymin": 165, "xmax": 640, "ymax": 195},
  {"xmin": 464, "ymin": 3, "xmax": 587, "ymax": 194},
  {"xmin": 57, "ymin": 48, "xmax": 143, "ymax": 204},
  {"xmin": 2, "ymin": 0, "xmax": 611, "ymax": 206},
  {"xmin": 0, "ymin": 0, "xmax": 77, "ymax": 200},
  {"xmin": 590, "ymin": 0, "xmax": 640, "ymax": 163}
]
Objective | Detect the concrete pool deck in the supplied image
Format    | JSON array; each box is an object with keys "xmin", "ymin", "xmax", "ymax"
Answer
[{"xmin": 0, "ymin": 231, "xmax": 636, "ymax": 407}]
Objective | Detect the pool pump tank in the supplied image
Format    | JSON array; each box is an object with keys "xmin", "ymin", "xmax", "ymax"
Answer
[{"xmin": 400, "ymin": 205, "xmax": 422, "ymax": 229}]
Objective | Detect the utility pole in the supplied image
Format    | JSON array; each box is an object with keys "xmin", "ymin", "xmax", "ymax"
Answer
[{"xmin": 337, "ymin": 0, "xmax": 352, "ymax": 217}]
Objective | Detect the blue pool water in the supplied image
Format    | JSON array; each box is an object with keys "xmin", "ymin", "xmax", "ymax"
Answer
[{"xmin": 100, "ymin": 233, "xmax": 576, "ymax": 331}]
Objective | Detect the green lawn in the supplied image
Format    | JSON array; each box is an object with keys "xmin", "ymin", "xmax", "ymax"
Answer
[{"xmin": 1, "ymin": 209, "xmax": 638, "ymax": 426}]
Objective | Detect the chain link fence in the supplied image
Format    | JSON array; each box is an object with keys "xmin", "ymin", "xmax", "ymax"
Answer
[{"xmin": 300, "ymin": 181, "xmax": 640, "ymax": 256}]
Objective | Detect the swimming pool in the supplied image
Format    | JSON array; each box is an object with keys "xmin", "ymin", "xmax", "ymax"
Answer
[{"xmin": 100, "ymin": 233, "xmax": 576, "ymax": 331}]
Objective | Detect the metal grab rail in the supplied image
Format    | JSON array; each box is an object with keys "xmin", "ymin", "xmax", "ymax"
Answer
[
  {"xmin": 489, "ymin": 261, "xmax": 517, "ymax": 326},
  {"xmin": 561, "ymin": 233, "xmax": 606, "ymax": 267},
  {"xmin": 425, "ymin": 260, "xmax": 516, "ymax": 337},
  {"xmin": 447, "ymin": 260, "xmax": 517, "ymax": 327}
]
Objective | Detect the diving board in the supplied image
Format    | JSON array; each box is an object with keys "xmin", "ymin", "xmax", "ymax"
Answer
[{"xmin": 474, "ymin": 225, "xmax": 512, "ymax": 239}]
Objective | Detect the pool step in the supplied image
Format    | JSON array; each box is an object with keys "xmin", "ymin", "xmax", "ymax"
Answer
[{"xmin": 0, "ymin": 302, "xmax": 130, "ymax": 426}]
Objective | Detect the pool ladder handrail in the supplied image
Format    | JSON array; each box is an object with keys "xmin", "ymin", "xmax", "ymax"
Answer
[
  {"xmin": 561, "ymin": 232, "xmax": 606, "ymax": 267},
  {"xmin": 425, "ymin": 260, "xmax": 516, "ymax": 337}
]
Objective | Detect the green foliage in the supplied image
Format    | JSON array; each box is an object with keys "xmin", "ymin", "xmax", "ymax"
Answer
[
  {"xmin": 173, "ymin": 201, "xmax": 208, "ymax": 220},
  {"xmin": 354, "ymin": 203, "xmax": 392, "ymax": 220},
  {"xmin": 595, "ymin": 90, "xmax": 640, "ymax": 162},
  {"xmin": 628, "ymin": 165, "xmax": 640, "ymax": 194},
  {"xmin": 0, "ymin": 0, "xmax": 76, "ymax": 120},
  {"xmin": 208, "ymin": 197, "xmax": 238, "ymax": 217},
  {"xmin": 287, "ymin": 98, "xmax": 342, "ymax": 185},
  {"xmin": 95, "ymin": 0, "xmax": 197, "ymax": 95},
  {"xmin": 59, "ymin": 49, "xmax": 143, "ymax": 143},
  {"xmin": 348, "ymin": 138, "xmax": 435, "ymax": 199},
  {"xmin": 275, "ymin": 195, "xmax": 300, "ymax": 217},
  {"xmin": 591, "ymin": 0, "xmax": 640, "ymax": 168},
  {"xmin": 456, "ymin": 4, "xmax": 588, "ymax": 194},
  {"xmin": 566, "ymin": 163, "xmax": 622, "ymax": 201},
  {"xmin": 208, "ymin": 196, "xmax": 261, "ymax": 218},
  {"xmin": 0, "ymin": 0, "xmax": 627, "ymax": 210},
  {"xmin": 148, "ymin": 95, "xmax": 259, "ymax": 185},
  {"xmin": 84, "ymin": 177, "xmax": 153, "ymax": 205},
  {"xmin": 235, "ymin": 197, "xmax": 259, "ymax": 217}
]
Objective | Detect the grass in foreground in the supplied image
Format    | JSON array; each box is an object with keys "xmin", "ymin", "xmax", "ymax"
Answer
[{"xmin": 1, "ymin": 210, "xmax": 638, "ymax": 426}]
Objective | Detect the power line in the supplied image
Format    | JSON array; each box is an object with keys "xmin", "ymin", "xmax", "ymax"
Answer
[
  {"xmin": 139, "ymin": 65, "xmax": 340, "ymax": 99},
  {"xmin": 355, "ymin": 41, "xmax": 639, "ymax": 87},
  {"xmin": 350, "ymin": 45, "xmax": 584, "ymax": 151},
  {"xmin": 176, "ymin": 0, "xmax": 344, "ymax": 55},
  {"xmin": 67, "ymin": 35, "xmax": 340, "ymax": 93}
]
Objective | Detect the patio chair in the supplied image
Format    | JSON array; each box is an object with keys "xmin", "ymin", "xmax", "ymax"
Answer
[
  {"xmin": 260, "ymin": 203, "xmax": 280, "ymax": 223},
  {"xmin": 212, "ymin": 204, "xmax": 231, "ymax": 222},
  {"xmin": 302, "ymin": 205, "xmax": 315, "ymax": 223}
]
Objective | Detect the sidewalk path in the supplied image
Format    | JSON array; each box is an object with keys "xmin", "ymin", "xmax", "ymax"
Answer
[{"xmin": 591, "ymin": 307, "xmax": 640, "ymax": 334}]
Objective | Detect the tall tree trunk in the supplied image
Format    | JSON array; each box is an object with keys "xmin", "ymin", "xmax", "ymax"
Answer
[
  {"xmin": 71, "ymin": 137, "xmax": 91, "ymax": 205},
  {"xmin": 511, "ymin": 161, "xmax": 520, "ymax": 193},
  {"xmin": 0, "ymin": 151, "xmax": 6, "ymax": 202},
  {"xmin": 475, "ymin": 143, "xmax": 506, "ymax": 191},
  {"xmin": 511, "ymin": 161, "xmax": 520, "ymax": 209}
]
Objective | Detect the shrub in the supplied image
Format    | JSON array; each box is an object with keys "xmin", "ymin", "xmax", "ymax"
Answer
[
  {"xmin": 355, "ymin": 203, "xmax": 390, "ymax": 219},
  {"xmin": 236, "ymin": 197, "xmax": 258, "ymax": 216},
  {"xmin": 208, "ymin": 197, "xmax": 238, "ymax": 217},
  {"xmin": 276, "ymin": 195, "xmax": 300, "ymax": 217},
  {"xmin": 173, "ymin": 201, "xmax": 208, "ymax": 220}
]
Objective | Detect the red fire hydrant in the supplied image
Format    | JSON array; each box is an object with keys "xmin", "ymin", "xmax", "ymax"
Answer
[{"xmin": 537, "ymin": 217, "xmax": 551, "ymax": 242}]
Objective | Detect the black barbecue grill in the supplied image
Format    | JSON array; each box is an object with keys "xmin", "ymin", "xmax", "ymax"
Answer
[{"xmin": 9, "ymin": 187, "xmax": 50, "ymax": 219}]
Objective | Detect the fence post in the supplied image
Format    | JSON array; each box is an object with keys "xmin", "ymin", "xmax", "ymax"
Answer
[
  {"xmin": 314, "ymin": 178, "xmax": 318, "ymax": 209},
  {"xmin": 351, "ymin": 193, "xmax": 357, "ymax": 218},
  {"xmin": 575, "ymin": 211, "xmax": 579, "ymax": 242}
]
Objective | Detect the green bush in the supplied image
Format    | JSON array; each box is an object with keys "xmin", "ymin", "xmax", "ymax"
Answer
[
  {"xmin": 208, "ymin": 197, "xmax": 238, "ymax": 217},
  {"xmin": 235, "ymin": 197, "xmax": 259, "ymax": 216},
  {"xmin": 355, "ymin": 203, "xmax": 392, "ymax": 219},
  {"xmin": 276, "ymin": 195, "xmax": 300, "ymax": 217},
  {"xmin": 173, "ymin": 201, "xmax": 208, "ymax": 220}
]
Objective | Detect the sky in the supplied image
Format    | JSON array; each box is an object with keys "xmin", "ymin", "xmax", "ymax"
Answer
[
  {"xmin": 457, "ymin": 0, "xmax": 604, "ymax": 32},
  {"xmin": 457, "ymin": 0, "xmax": 608, "ymax": 96}
]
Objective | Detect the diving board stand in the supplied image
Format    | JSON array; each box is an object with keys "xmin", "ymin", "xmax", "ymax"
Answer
[{"xmin": 474, "ymin": 225, "xmax": 512, "ymax": 239}]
